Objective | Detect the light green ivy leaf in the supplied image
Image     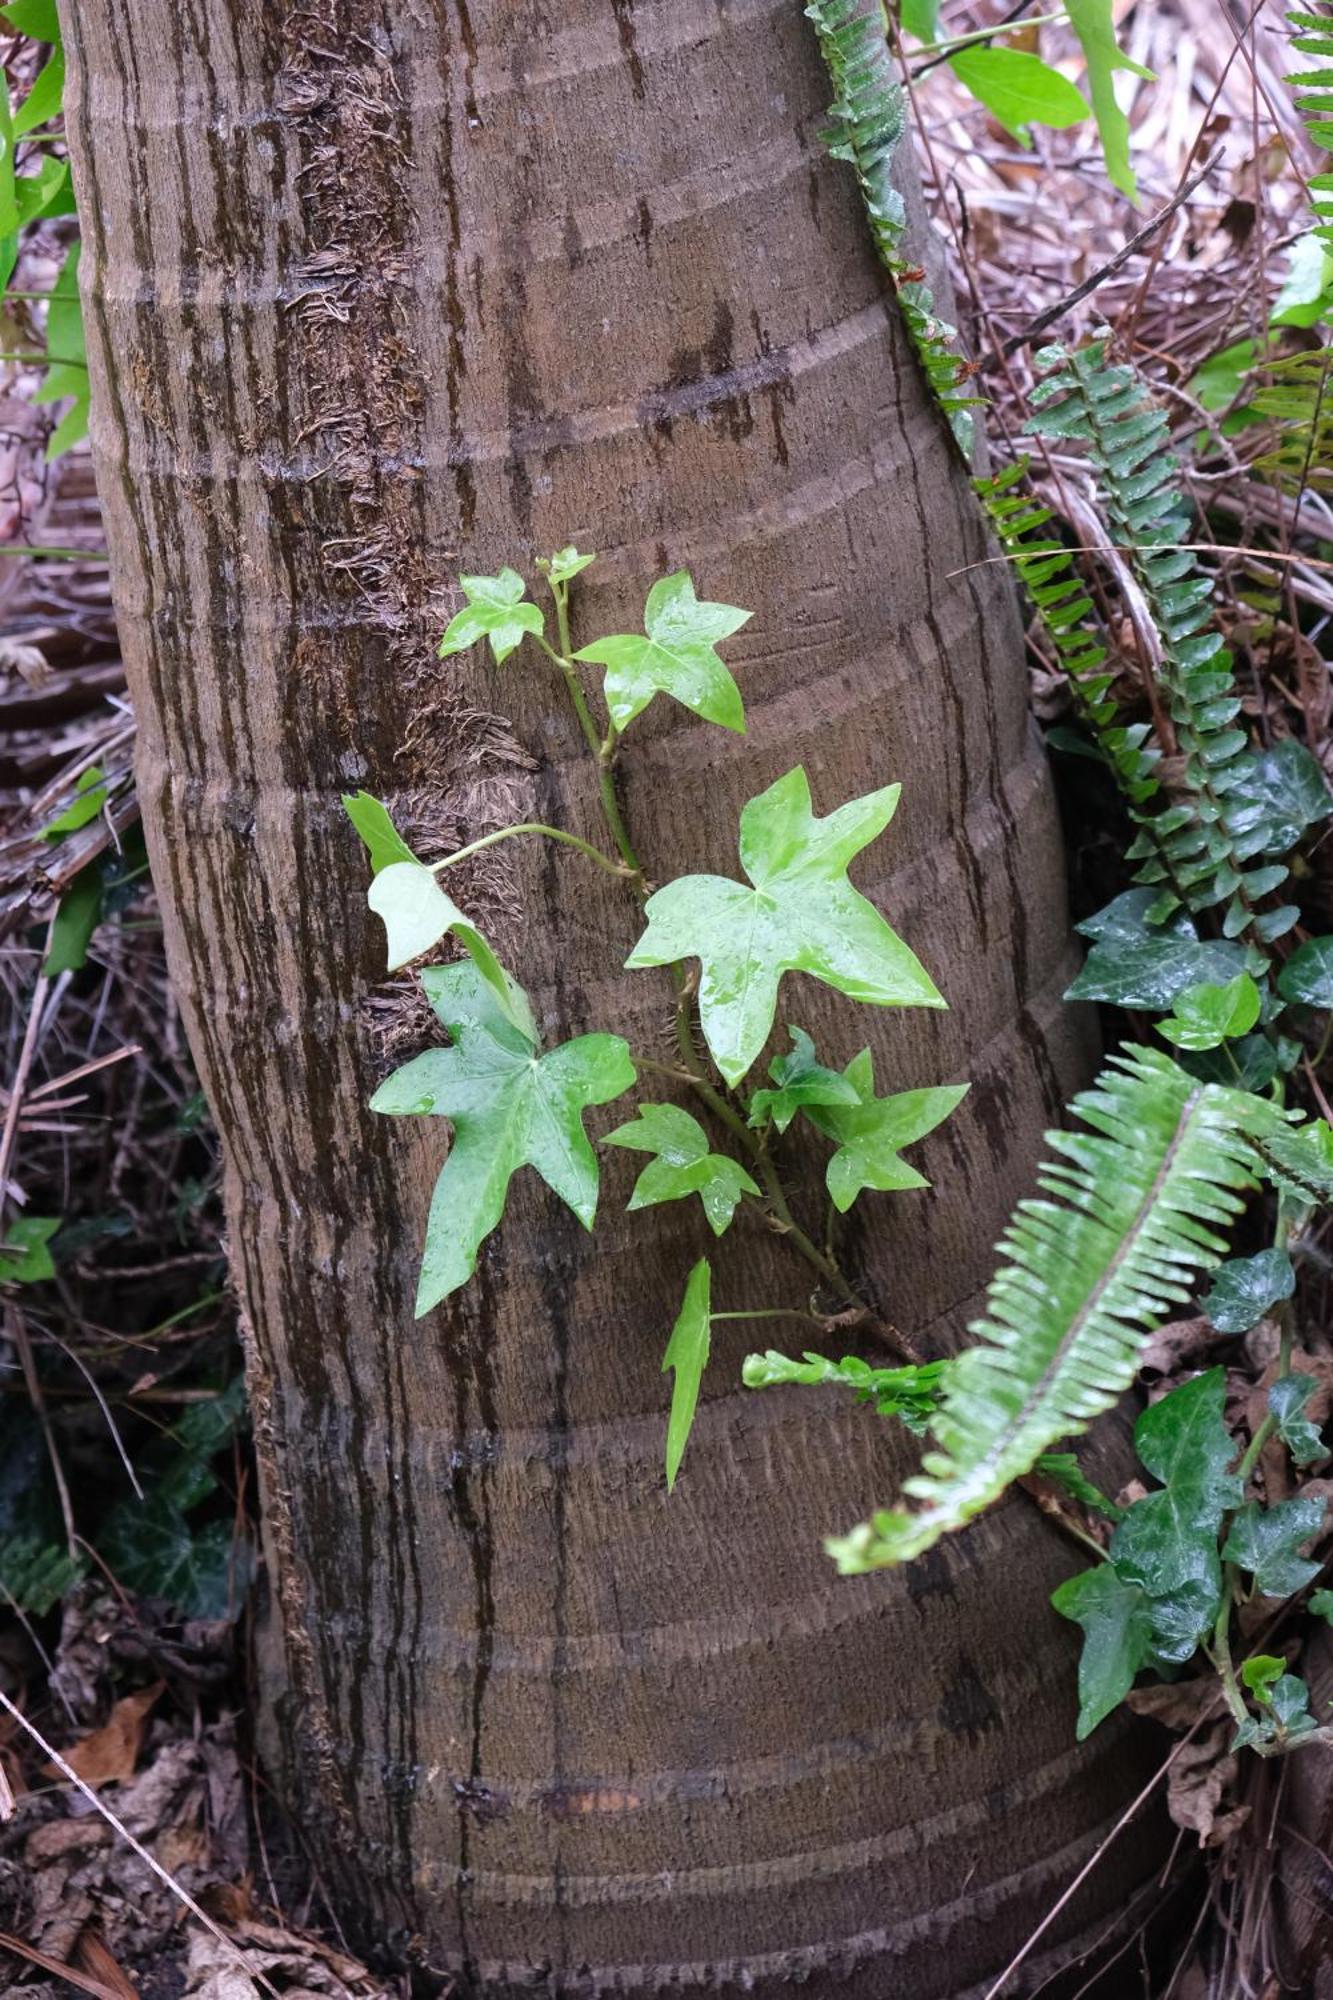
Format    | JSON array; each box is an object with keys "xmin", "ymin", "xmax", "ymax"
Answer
[
  {"xmin": 545, "ymin": 544, "xmax": 596, "ymax": 584},
  {"xmin": 949, "ymin": 46, "xmax": 1090, "ymax": 146},
  {"xmin": 35, "ymin": 241, "xmax": 89, "ymax": 461},
  {"xmin": 663, "ymin": 1257, "xmax": 711, "ymax": 1491},
  {"xmin": 803, "ymin": 1049, "xmax": 968, "ymax": 1212},
  {"xmin": 575, "ymin": 570, "xmax": 750, "ymax": 733},
  {"xmin": 741, "ymin": 1348, "xmax": 947, "ymax": 1433},
  {"xmin": 746, "ymin": 1026, "xmax": 860, "ymax": 1133},
  {"xmin": 343, "ymin": 790, "xmax": 419, "ymax": 874},
  {"xmin": 604, "ymin": 1102, "xmax": 759, "ymax": 1236},
  {"xmin": 0, "ymin": 1215, "xmax": 60, "ymax": 1285},
  {"xmin": 372, "ymin": 964, "xmax": 634, "ymax": 1314},
  {"xmin": 438, "ymin": 568, "xmax": 545, "ymax": 665},
  {"xmin": 627, "ymin": 767, "xmax": 944, "ymax": 1086},
  {"xmin": 1158, "ymin": 973, "xmax": 1261, "ymax": 1052},
  {"xmin": 366, "ymin": 860, "xmax": 537, "ymax": 1044}
]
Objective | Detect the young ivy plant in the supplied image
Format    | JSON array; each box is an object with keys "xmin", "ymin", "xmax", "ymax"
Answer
[{"xmin": 344, "ymin": 547, "xmax": 967, "ymax": 1486}]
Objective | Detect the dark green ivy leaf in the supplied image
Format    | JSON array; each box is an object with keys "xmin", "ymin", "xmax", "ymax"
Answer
[
  {"xmin": 372, "ymin": 965, "xmax": 635, "ymax": 1312},
  {"xmin": 1204, "ymin": 1248, "xmax": 1296, "ymax": 1335},
  {"xmin": 1278, "ymin": 935, "xmax": 1333, "ymax": 1010},
  {"xmin": 102, "ymin": 1498, "xmax": 254, "ymax": 1621},
  {"xmin": 628, "ymin": 767, "xmax": 944, "ymax": 1086},
  {"xmin": 1270, "ymin": 1373, "xmax": 1327, "ymax": 1467},
  {"xmin": 1230, "ymin": 740, "xmax": 1333, "ymax": 860},
  {"xmin": 1109, "ymin": 1368, "xmax": 1241, "ymax": 1660},
  {"xmin": 1308, "ymin": 1588, "xmax": 1333, "ymax": 1624},
  {"xmin": 746, "ymin": 1026, "xmax": 859, "ymax": 1134},
  {"xmin": 1223, "ymin": 1495, "xmax": 1326, "ymax": 1597},
  {"xmin": 603, "ymin": 1102, "xmax": 759, "ymax": 1236},
  {"xmin": 1067, "ymin": 890, "xmax": 1248, "ymax": 1009},
  {"xmin": 1051, "ymin": 1562, "xmax": 1154, "ymax": 1739}
]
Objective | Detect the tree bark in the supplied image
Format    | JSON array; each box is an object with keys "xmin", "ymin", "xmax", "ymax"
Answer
[{"xmin": 61, "ymin": 2, "xmax": 1162, "ymax": 1992}]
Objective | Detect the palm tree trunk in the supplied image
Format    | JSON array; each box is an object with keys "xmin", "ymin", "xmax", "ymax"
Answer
[{"xmin": 60, "ymin": 1, "xmax": 1160, "ymax": 1991}]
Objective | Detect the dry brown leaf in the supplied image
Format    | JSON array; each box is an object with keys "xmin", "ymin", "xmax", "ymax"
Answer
[
  {"xmin": 1124, "ymin": 1677, "xmax": 1229, "ymax": 1730},
  {"xmin": 183, "ymin": 1921, "xmax": 390, "ymax": 2000},
  {"xmin": 1166, "ymin": 1723, "xmax": 1250, "ymax": 1847},
  {"xmin": 73, "ymin": 1929, "xmax": 141, "ymax": 2000},
  {"xmin": 1139, "ymin": 1316, "xmax": 1216, "ymax": 1379},
  {"xmin": 48, "ymin": 1683, "xmax": 164, "ymax": 1791}
]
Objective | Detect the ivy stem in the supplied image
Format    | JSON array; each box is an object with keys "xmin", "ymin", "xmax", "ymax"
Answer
[
  {"xmin": 530, "ymin": 602, "xmax": 920, "ymax": 1363},
  {"xmin": 1211, "ymin": 1573, "xmax": 1250, "ymax": 1728},
  {"xmin": 431, "ymin": 821, "xmax": 629, "ymax": 882},
  {"xmin": 537, "ymin": 612, "xmax": 646, "ymax": 894}
]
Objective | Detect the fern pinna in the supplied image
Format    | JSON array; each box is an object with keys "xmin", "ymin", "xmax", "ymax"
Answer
[
  {"xmin": 975, "ymin": 459, "xmax": 1174, "ymax": 884},
  {"xmin": 1248, "ymin": 13, "xmax": 1333, "ymax": 494},
  {"xmin": 1025, "ymin": 338, "xmax": 1298, "ymax": 948},
  {"xmin": 803, "ymin": 0, "xmax": 979, "ymax": 451},
  {"xmin": 828, "ymin": 1048, "xmax": 1281, "ymax": 1570}
]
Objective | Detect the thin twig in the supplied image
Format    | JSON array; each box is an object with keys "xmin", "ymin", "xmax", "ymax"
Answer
[
  {"xmin": 990, "ymin": 154, "xmax": 1220, "ymax": 362},
  {"xmin": 0, "ymin": 1689, "xmax": 283, "ymax": 2000}
]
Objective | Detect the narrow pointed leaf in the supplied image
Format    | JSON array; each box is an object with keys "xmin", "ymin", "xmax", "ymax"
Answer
[{"xmin": 663, "ymin": 1258, "xmax": 711, "ymax": 1491}]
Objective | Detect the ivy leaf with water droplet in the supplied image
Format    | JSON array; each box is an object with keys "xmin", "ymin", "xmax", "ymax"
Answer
[
  {"xmin": 1067, "ymin": 891, "xmax": 1247, "ymax": 1009},
  {"xmin": 1109, "ymin": 1368, "xmax": 1241, "ymax": 1662},
  {"xmin": 662, "ymin": 1257, "xmax": 711, "ymax": 1492},
  {"xmin": 746, "ymin": 1026, "xmax": 860, "ymax": 1134},
  {"xmin": 1051, "ymin": 1562, "xmax": 1155, "ymax": 1739},
  {"xmin": 802, "ymin": 1049, "xmax": 968, "ymax": 1212},
  {"xmin": 1223, "ymin": 1495, "xmax": 1326, "ymax": 1598},
  {"xmin": 1204, "ymin": 1248, "xmax": 1295, "ymax": 1335},
  {"xmin": 372, "ymin": 964, "xmax": 634, "ymax": 1313},
  {"xmin": 627, "ymin": 767, "xmax": 944, "ymax": 1086},
  {"xmin": 604, "ymin": 1102, "xmax": 759, "ymax": 1236},
  {"xmin": 438, "ymin": 568, "xmax": 545, "ymax": 665},
  {"xmin": 1270, "ymin": 1373, "xmax": 1327, "ymax": 1467},
  {"xmin": 574, "ymin": 570, "xmax": 750, "ymax": 733}
]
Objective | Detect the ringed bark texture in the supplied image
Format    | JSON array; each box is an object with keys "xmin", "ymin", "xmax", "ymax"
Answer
[{"xmin": 62, "ymin": 2, "xmax": 1161, "ymax": 1993}]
